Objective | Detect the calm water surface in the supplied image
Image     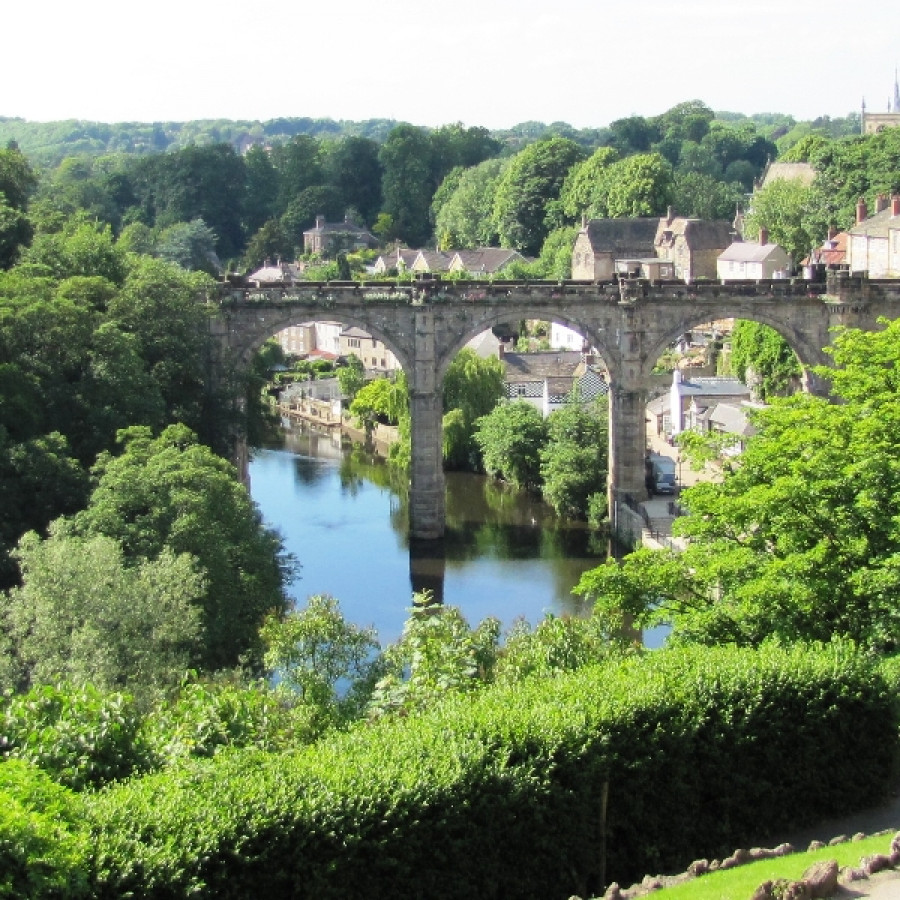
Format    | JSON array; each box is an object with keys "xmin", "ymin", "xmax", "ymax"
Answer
[{"xmin": 249, "ymin": 422, "xmax": 609, "ymax": 645}]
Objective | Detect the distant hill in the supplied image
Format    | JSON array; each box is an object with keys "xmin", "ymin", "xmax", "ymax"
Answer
[{"xmin": 0, "ymin": 109, "xmax": 862, "ymax": 169}]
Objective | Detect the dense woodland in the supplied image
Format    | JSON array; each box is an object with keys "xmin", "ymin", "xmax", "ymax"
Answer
[{"xmin": 3, "ymin": 104, "xmax": 900, "ymax": 898}]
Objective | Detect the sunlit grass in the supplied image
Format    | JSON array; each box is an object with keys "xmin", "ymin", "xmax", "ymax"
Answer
[{"xmin": 640, "ymin": 832, "xmax": 896, "ymax": 899}]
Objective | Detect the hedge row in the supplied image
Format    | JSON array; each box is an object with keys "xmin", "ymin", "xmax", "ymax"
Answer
[{"xmin": 6, "ymin": 642, "xmax": 898, "ymax": 899}]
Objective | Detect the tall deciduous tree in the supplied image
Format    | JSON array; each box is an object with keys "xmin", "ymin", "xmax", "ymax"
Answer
[
  {"xmin": 3, "ymin": 529, "xmax": 204, "ymax": 694},
  {"xmin": 68, "ymin": 424, "xmax": 291, "ymax": 671},
  {"xmin": 379, "ymin": 125, "xmax": 434, "ymax": 247},
  {"xmin": 441, "ymin": 349, "xmax": 505, "ymax": 468},
  {"xmin": 492, "ymin": 137, "xmax": 586, "ymax": 255},
  {"xmin": 434, "ymin": 158, "xmax": 507, "ymax": 249},
  {"xmin": 474, "ymin": 401, "xmax": 547, "ymax": 490}
]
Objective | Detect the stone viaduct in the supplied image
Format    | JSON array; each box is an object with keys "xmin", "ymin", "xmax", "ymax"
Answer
[{"xmin": 207, "ymin": 272, "xmax": 900, "ymax": 543}]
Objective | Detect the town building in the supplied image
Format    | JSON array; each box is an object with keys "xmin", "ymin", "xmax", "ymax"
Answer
[
  {"xmin": 716, "ymin": 228, "xmax": 791, "ymax": 280},
  {"xmin": 339, "ymin": 327, "xmax": 401, "ymax": 372},
  {"xmin": 646, "ymin": 370, "xmax": 752, "ymax": 441},
  {"xmin": 654, "ymin": 211, "xmax": 734, "ymax": 282},
  {"xmin": 846, "ymin": 195, "xmax": 900, "ymax": 277},
  {"xmin": 571, "ymin": 218, "xmax": 660, "ymax": 281},
  {"xmin": 501, "ymin": 349, "xmax": 608, "ymax": 417},
  {"xmin": 303, "ymin": 215, "xmax": 378, "ymax": 257}
]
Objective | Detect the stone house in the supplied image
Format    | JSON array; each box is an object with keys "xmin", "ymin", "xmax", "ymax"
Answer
[
  {"xmin": 654, "ymin": 211, "xmax": 734, "ymax": 282},
  {"xmin": 501, "ymin": 349, "xmax": 608, "ymax": 417},
  {"xmin": 303, "ymin": 215, "xmax": 378, "ymax": 257},
  {"xmin": 846, "ymin": 195, "xmax": 900, "ymax": 277},
  {"xmin": 447, "ymin": 248, "xmax": 530, "ymax": 276},
  {"xmin": 646, "ymin": 370, "xmax": 752, "ymax": 440},
  {"xmin": 372, "ymin": 248, "xmax": 453, "ymax": 275},
  {"xmin": 716, "ymin": 229, "xmax": 791, "ymax": 280},
  {"xmin": 339, "ymin": 326, "xmax": 401, "ymax": 373},
  {"xmin": 571, "ymin": 218, "xmax": 660, "ymax": 280}
]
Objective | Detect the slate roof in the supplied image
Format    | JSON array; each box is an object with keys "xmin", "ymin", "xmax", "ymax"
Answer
[
  {"xmin": 502, "ymin": 351, "xmax": 584, "ymax": 382},
  {"xmin": 848, "ymin": 207, "xmax": 900, "ymax": 239},
  {"xmin": 757, "ymin": 161, "xmax": 816, "ymax": 189},
  {"xmin": 655, "ymin": 217, "xmax": 734, "ymax": 251},
  {"xmin": 450, "ymin": 248, "xmax": 529, "ymax": 274},
  {"xmin": 718, "ymin": 241, "xmax": 787, "ymax": 263},
  {"xmin": 582, "ymin": 218, "xmax": 659, "ymax": 255}
]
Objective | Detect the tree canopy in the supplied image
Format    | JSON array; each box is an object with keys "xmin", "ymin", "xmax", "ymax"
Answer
[{"xmin": 576, "ymin": 318, "xmax": 900, "ymax": 652}]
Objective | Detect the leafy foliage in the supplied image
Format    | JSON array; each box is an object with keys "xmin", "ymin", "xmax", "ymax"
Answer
[
  {"xmin": 68, "ymin": 425, "xmax": 290, "ymax": 671},
  {"xmin": 474, "ymin": 400, "xmax": 547, "ymax": 489},
  {"xmin": 1, "ymin": 683, "xmax": 148, "ymax": 790},
  {"xmin": 577, "ymin": 318, "xmax": 900, "ymax": 652},
  {"xmin": 261, "ymin": 594, "xmax": 382, "ymax": 732}
]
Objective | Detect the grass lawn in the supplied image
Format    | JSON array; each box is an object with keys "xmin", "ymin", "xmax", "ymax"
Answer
[{"xmin": 647, "ymin": 832, "xmax": 896, "ymax": 899}]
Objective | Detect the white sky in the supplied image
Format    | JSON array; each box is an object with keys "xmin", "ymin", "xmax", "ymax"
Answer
[{"xmin": 3, "ymin": 0, "xmax": 898, "ymax": 129}]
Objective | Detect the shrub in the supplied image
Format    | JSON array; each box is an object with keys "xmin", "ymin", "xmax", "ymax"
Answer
[
  {"xmin": 0, "ymin": 759, "xmax": 88, "ymax": 898},
  {"xmin": 1, "ymin": 682, "xmax": 147, "ymax": 790},
  {"xmin": 82, "ymin": 643, "xmax": 898, "ymax": 900}
]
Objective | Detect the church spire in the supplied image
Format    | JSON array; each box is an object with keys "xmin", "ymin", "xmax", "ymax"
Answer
[{"xmin": 893, "ymin": 68, "xmax": 900, "ymax": 113}]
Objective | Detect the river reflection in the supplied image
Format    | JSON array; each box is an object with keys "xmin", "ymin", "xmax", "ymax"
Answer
[{"xmin": 249, "ymin": 421, "xmax": 610, "ymax": 645}]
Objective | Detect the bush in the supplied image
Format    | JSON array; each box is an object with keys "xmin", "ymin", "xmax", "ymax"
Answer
[
  {"xmin": 82, "ymin": 642, "xmax": 898, "ymax": 900},
  {"xmin": 0, "ymin": 759, "xmax": 88, "ymax": 898},
  {"xmin": 1, "ymin": 682, "xmax": 148, "ymax": 790}
]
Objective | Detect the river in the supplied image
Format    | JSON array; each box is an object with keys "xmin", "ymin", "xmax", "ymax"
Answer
[{"xmin": 249, "ymin": 420, "xmax": 614, "ymax": 646}]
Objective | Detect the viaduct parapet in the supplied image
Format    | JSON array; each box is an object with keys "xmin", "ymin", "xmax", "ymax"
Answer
[{"xmin": 207, "ymin": 272, "xmax": 900, "ymax": 542}]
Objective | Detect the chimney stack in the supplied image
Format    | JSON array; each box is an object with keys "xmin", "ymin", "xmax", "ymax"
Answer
[
  {"xmin": 892, "ymin": 195, "xmax": 900, "ymax": 217},
  {"xmin": 875, "ymin": 194, "xmax": 889, "ymax": 214},
  {"xmin": 758, "ymin": 226, "xmax": 769, "ymax": 245},
  {"xmin": 666, "ymin": 205, "xmax": 674, "ymax": 225},
  {"xmin": 315, "ymin": 214, "xmax": 325, "ymax": 229},
  {"xmin": 857, "ymin": 198, "xmax": 868, "ymax": 223}
]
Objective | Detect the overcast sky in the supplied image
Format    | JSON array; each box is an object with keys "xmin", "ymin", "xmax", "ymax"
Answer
[{"xmin": 4, "ymin": 0, "xmax": 898, "ymax": 129}]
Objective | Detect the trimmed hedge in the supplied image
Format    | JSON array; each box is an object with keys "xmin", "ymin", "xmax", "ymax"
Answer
[{"xmin": 68, "ymin": 643, "xmax": 899, "ymax": 899}]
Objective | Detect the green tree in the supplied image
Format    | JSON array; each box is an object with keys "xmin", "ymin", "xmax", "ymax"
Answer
[
  {"xmin": 433, "ymin": 157, "xmax": 507, "ymax": 249},
  {"xmin": 154, "ymin": 218, "xmax": 221, "ymax": 275},
  {"xmin": 68, "ymin": 425, "xmax": 291, "ymax": 671},
  {"xmin": 337, "ymin": 353, "xmax": 366, "ymax": 401},
  {"xmin": 322, "ymin": 135, "xmax": 383, "ymax": 224},
  {"xmin": 474, "ymin": 400, "xmax": 547, "ymax": 489},
  {"xmin": 730, "ymin": 320, "xmax": 802, "ymax": 401},
  {"xmin": 368, "ymin": 596, "xmax": 500, "ymax": 718},
  {"xmin": 0, "ymin": 193, "xmax": 33, "ymax": 269},
  {"xmin": 3, "ymin": 528, "xmax": 203, "ymax": 694},
  {"xmin": 576, "ymin": 318, "xmax": 900, "ymax": 651},
  {"xmin": 539, "ymin": 398, "xmax": 608, "ymax": 519},
  {"xmin": 441, "ymin": 349, "xmax": 504, "ymax": 469},
  {"xmin": 260, "ymin": 594, "xmax": 382, "ymax": 732},
  {"xmin": 601, "ymin": 152, "xmax": 675, "ymax": 218},
  {"xmin": 107, "ymin": 256, "xmax": 217, "ymax": 444},
  {"xmin": 744, "ymin": 177, "xmax": 816, "ymax": 263},
  {"xmin": 0, "ymin": 143, "xmax": 38, "ymax": 213},
  {"xmin": 242, "ymin": 144, "xmax": 279, "ymax": 235},
  {"xmin": 492, "ymin": 137, "xmax": 586, "ymax": 255},
  {"xmin": 379, "ymin": 124, "xmax": 435, "ymax": 246},
  {"xmin": 558, "ymin": 146, "xmax": 619, "ymax": 221}
]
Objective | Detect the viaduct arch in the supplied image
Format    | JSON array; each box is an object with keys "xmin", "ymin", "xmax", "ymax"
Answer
[{"xmin": 208, "ymin": 272, "xmax": 900, "ymax": 543}]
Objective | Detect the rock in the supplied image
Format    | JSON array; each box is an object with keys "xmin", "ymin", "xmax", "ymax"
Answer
[
  {"xmin": 892, "ymin": 831, "xmax": 900, "ymax": 855},
  {"xmin": 807, "ymin": 840, "xmax": 826, "ymax": 852},
  {"xmin": 852, "ymin": 832, "xmax": 866, "ymax": 842},
  {"xmin": 602, "ymin": 882, "xmax": 621, "ymax": 900},
  {"xmin": 750, "ymin": 881, "xmax": 776, "ymax": 900},
  {"xmin": 863, "ymin": 853, "xmax": 891, "ymax": 875},
  {"xmin": 773, "ymin": 843, "xmax": 796, "ymax": 857},
  {"xmin": 801, "ymin": 859, "xmax": 839, "ymax": 898},
  {"xmin": 749, "ymin": 847, "xmax": 776, "ymax": 861},
  {"xmin": 839, "ymin": 866, "xmax": 867, "ymax": 883},
  {"xmin": 686, "ymin": 859, "xmax": 709, "ymax": 876},
  {"xmin": 827, "ymin": 834, "xmax": 848, "ymax": 846}
]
